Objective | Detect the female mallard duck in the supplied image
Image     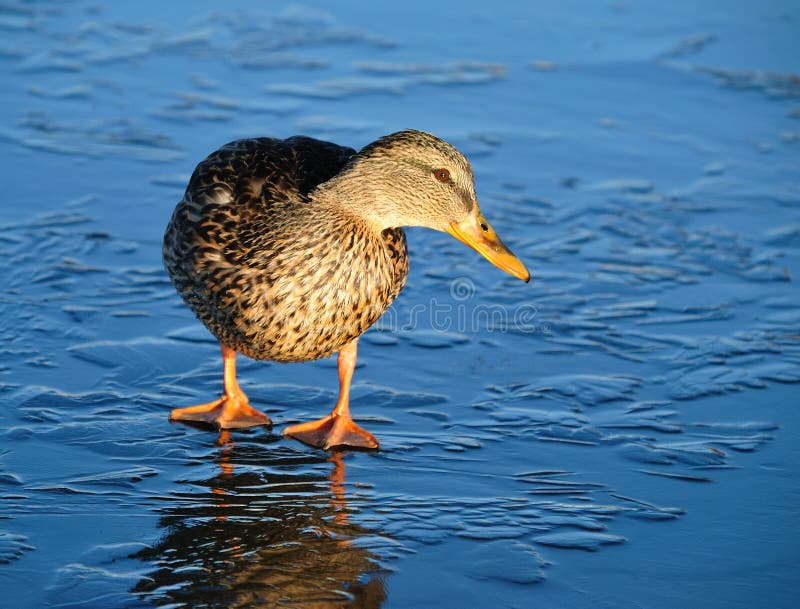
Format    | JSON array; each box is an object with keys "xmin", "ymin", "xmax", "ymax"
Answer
[{"xmin": 164, "ymin": 130, "xmax": 529, "ymax": 450}]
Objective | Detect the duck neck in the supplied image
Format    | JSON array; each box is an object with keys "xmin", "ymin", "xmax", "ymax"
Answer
[
  {"xmin": 311, "ymin": 158, "xmax": 436, "ymax": 233},
  {"xmin": 311, "ymin": 174, "xmax": 389, "ymax": 233}
]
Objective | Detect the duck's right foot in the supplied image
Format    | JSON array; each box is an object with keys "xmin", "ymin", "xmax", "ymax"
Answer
[{"xmin": 283, "ymin": 413, "xmax": 379, "ymax": 450}]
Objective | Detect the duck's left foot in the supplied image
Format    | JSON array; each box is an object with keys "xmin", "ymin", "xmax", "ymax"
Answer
[
  {"xmin": 283, "ymin": 414, "xmax": 379, "ymax": 450},
  {"xmin": 170, "ymin": 393, "xmax": 272, "ymax": 429}
]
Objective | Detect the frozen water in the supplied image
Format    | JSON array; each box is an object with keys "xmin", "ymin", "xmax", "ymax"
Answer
[{"xmin": 1, "ymin": 1, "xmax": 798, "ymax": 608}]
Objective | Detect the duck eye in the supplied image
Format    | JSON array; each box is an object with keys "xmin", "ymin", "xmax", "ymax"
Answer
[{"xmin": 434, "ymin": 168, "xmax": 450, "ymax": 183}]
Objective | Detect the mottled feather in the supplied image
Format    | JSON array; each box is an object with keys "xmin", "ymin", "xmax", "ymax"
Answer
[{"xmin": 163, "ymin": 136, "xmax": 409, "ymax": 362}]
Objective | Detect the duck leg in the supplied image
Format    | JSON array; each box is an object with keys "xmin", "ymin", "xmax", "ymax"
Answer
[
  {"xmin": 283, "ymin": 339, "xmax": 379, "ymax": 450},
  {"xmin": 170, "ymin": 344, "xmax": 272, "ymax": 429}
]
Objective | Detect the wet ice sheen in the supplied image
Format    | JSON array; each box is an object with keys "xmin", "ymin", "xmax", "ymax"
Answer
[
  {"xmin": 534, "ymin": 531, "xmax": 626, "ymax": 552},
  {"xmin": 1, "ymin": 1, "xmax": 799, "ymax": 608}
]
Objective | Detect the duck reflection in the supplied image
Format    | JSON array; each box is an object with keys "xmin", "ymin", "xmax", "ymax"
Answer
[{"xmin": 132, "ymin": 432, "xmax": 387, "ymax": 608}]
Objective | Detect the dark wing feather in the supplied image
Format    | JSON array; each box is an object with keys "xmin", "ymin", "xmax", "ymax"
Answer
[{"xmin": 188, "ymin": 136, "xmax": 356, "ymax": 206}]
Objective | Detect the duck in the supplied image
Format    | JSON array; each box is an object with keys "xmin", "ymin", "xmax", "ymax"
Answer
[{"xmin": 163, "ymin": 130, "xmax": 529, "ymax": 450}]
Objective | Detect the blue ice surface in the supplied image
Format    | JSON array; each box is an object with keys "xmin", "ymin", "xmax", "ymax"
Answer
[{"xmin": 0, "ymin": 1, "xmax": 798, "ymax": 608}]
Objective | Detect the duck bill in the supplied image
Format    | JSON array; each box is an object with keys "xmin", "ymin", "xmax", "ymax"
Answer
[{"xmin": 447, "ymin": 215, "xmax": 530, "ymax": 282}]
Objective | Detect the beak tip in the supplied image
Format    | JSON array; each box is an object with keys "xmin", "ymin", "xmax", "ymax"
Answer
[{"xmin": 448, "ymin": 219, "xmax": 531, "ymax": 284}]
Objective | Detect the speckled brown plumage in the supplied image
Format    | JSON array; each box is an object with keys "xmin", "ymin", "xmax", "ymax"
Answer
[
  {"xmin": 164, "ymin": 135, "xmax": 409, "ymax": 362},
  {"xmin": 163, "ymin": 130, "xmax": 529, "ymax": 447}
]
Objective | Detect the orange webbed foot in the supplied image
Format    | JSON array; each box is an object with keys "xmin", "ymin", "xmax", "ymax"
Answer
[
  {"xmin": 169, "ymin": 344, "xmax": 272, "ymax": 430},
  {"xmin": 283, "ymin": 414, "xmax": 379, "ymax": 450},
  {"xmin": 170, "ymin": 393, "xmax": 272, "ymax": 429}
]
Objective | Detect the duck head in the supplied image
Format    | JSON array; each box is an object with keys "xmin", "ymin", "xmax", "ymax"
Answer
[{"xmin": 321, "ymin": 129, "xmax": 530, "ymax": 283}]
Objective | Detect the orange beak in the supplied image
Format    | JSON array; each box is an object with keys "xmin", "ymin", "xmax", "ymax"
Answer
[{"xmin": 446, "ymin": 212, "xmax": 530, "ymax": 282}]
